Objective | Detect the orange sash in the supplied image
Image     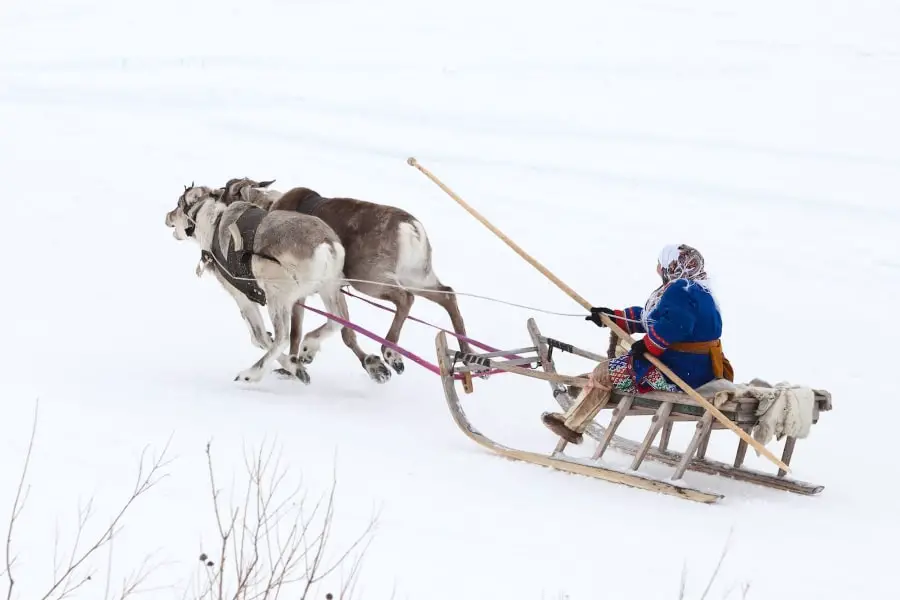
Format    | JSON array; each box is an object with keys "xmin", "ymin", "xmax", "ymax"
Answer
[{"xmin": 667, "ymin": 339, "xmax": 734, "ymax": 382}]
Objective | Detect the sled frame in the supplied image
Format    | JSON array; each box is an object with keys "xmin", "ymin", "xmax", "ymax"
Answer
[
  {"xmin": 435, "ymin": 331, "xmax": 724, "ymax": 504},
  {"xmin": 434, "ymin": 319, "xmax": 830, "ymax": 503}
]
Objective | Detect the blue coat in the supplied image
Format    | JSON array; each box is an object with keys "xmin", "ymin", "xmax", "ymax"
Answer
[{"xmin": 612, "ymin": 278, "xmax": 723, "ymax": 389}]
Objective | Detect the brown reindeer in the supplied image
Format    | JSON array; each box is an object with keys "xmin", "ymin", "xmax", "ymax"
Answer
[{"xmin": 220, "ymin": 178, "xmax": 472, "ymax": 376}]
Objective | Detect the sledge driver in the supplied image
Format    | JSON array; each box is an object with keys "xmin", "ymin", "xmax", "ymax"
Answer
[{"xmin": 541, "ymin": 243, "xmax": 733, "ymax": 444}]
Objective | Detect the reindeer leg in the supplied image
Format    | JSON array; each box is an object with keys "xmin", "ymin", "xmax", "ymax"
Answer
[
  {"xmin": 415, "ymin": 284, "xmax": 471, "ymax": 354},
  {"xmin": 335, "ymin": 292, "xmax": 391, "ymax": 383},
  {"xmin": 239, "ymin": 300, "xmax": 271, "ymax": 351},
  {"xmin": 378, "ymin": 289, "xmax": 414, "ymax": 374},
  {"xmin": 220, "ymin": 273, "xmax": 271, "ymax": 350},
  {"xmin": 328, "ymin": 289, "xmax": 391, "ymax": 383},
  {"xmin": 295, "ymin": 285, "xmax": 348, "ymax": 366},
  {"xmin": 234, "ymin": 297, "xmax": 297, "ymax": 384},
  {"xmin": 230, "ymin": 287, "xmax": 301, "ymax": 380},
  {"xmin": 289, "ymin": 301, "xmax": 305, "ymax": 356},
  {"xmin": 273, "ymin": 300, "xmax": 310, "ymax": 382}
]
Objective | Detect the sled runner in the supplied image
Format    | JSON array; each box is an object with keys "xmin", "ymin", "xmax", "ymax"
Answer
[{"xmin": 434, "ymin": 319, "xmax": 831, "ymax": 504}]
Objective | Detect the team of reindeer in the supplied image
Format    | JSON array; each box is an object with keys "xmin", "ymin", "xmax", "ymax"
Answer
[{"xmin": 164, "ymin": 177, "xmax": 472, "ymax": 385}]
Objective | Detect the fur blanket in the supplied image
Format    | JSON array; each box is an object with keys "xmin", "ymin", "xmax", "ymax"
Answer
[{"xmin": 696, "ymin": 378, "xmax": 830, "ymax": 449}]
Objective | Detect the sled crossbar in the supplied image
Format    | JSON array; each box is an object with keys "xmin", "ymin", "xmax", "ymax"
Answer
[
  {"xmin": 434, "ymin": 319, "xmax": 832, "ymax": 502},
  {"xmin": 453, "ymin": 349, "xmax": 538, "ymax": 370},
  {"xmin": 545, "ymin": 337, "xmax": 607, "ymax": 363}
]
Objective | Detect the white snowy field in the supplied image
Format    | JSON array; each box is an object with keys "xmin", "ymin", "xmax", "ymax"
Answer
[{"xmin": 2, "ymin": 0, "xmax": 899, "ymax": 598}]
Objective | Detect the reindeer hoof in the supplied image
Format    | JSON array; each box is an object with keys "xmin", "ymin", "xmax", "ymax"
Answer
[
  {"xmin": 296, "ymin": 340, "xmax": 320, "ymax": 364},
  {"xmin": 363, "ymin": 355, "xmax": 392, "ymax": 384},
  {"xmin": 382, "ymin": 348, "xmax": 404, "ymax": 374},
  {"xmin": 292, "ymin": 353, "xmax": 312, "ymax": 366},
  {"xmin": 234, "ymin": 367, "xmax": 265, "ymax": 384},
  {"xmin": 294, "ymin": 365, "xmax": 311, "ymax": 385},
  {"xmin": 276, "ymin": 364, "xmax": 311, "ymax": 384}
]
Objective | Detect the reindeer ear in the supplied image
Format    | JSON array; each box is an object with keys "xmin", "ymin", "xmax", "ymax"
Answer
[
  {"xmin": 242, "ymin": 187, "xmax": 274, "ymax": 209},
  {"xmin": 258, "ymin": 179, "xmax": 275, "ymax": 188},
  {"xmin": 211, "ymin": 187, "xmax": 225, "ymax": 200}
]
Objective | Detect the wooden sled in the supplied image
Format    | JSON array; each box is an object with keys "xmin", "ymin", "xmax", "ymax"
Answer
[{"xmin": 434, "ymin": 318, "xmax": 832, "ymax": 504}]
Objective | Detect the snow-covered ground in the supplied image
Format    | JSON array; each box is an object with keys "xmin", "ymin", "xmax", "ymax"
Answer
[{"xmin": 2, "ymin": 0, "xmax": 898, "ymax": 598}]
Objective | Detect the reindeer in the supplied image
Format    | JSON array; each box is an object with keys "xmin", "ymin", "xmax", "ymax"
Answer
[
  {"xmin": 165, "ymin": 184, "xmax": 391, "ymax": 385},
  {"xmin": 220, "ymin": 178, "xmax": 472, "ymax": 375}
]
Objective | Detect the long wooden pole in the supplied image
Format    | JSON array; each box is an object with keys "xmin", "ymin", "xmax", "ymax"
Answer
[{"xmin": 407, "ymin": 156, "xmax": 790, "ymax": 473}]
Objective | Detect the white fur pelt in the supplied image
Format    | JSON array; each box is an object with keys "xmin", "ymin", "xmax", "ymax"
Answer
[
  {"xmin": 751, "ymin": 381, "xmax": 815, "ymax": 447},
  {"xmin": 696, "ymin": 378, "xmax": 818, "ymax": 452}
]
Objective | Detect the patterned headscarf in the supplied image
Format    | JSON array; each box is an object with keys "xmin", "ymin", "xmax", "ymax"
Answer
[
  {"xmin": 657, "ymin": 243, "xmax": 707, "ymax": 283},
  {"xmin": 642, "ymin": 244, "xmax": 711, "ymax": 328}
]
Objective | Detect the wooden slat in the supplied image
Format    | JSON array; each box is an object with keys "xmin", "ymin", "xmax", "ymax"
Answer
[
  {"xmin": 631, "ymin": 402, "xmax": 673, "ymax": 470},
  {"xmin": 659, "ymin": 421, "xmax": 674, "ymax": 452},
  {"xmin": 733, "ymin": 425, "xmax": 751, "ymax": 468},
  {"xmin": 672, "ymin": 413, "xmax": 714, "ymax": 480},
  {"xmin": 778, "ymin": 437, "xmax": 797, "ymax": 478},
  {"xmin": 697, "ymin": 426, "xmax": 713, "ymax": 460},
  {"xmin": 591, "ymin": 396, "xmax": 633, "ymax": 461}
]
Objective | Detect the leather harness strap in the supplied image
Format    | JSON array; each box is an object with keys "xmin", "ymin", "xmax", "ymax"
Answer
[{"xmin": 200, "ymin": 206, "xmax": 269, "ymax": 306}]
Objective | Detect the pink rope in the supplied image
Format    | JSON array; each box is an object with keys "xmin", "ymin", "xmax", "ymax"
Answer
[{"xmin": 299, "ymin": 303, "xmax": 509, "ymax": 380}]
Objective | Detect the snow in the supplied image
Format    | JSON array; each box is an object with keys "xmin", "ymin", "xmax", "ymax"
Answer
[{"xmin": 1, "ymin": 0, "xmax": 898, "ymax": 598}]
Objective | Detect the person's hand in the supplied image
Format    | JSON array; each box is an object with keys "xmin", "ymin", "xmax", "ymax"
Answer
[
  {"xmin": 586, "ymin": 306, "xmax": 614, "ymax": 327},
  {"xmin": 630, "ymin": 338, "xmax": 648, "ymax": 359}
]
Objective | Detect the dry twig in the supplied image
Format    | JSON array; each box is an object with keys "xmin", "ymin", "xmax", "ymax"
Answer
[
  {"xmin": 192, "ymin": 440, "xmax": 377, "ymax": 600},
  {"xmin": 2, "ymin": 399, "xmax": 173, "ymax": 600},
  {"xmin": 4, "ymin": 399, "xmax": 39, "ymax": 600}
]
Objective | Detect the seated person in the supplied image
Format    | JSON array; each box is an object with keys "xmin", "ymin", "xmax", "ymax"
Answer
[
  {"xmin": 587, "ymin": 243, "xmax": 731, "ymax": 394},
  {"xmin": 542, "ymin": 243, "xmax": 732, "ymax": 443}
]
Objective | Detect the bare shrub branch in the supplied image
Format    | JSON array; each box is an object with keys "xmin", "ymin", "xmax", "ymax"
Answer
[
  {"xmin": 40, "ymin": 437, "xmax": 173, "ymax": 600},
  {"xmin": 699, "ymin": 527, "xmax": 733, "ymax": 600},
  {"xmin": 193, "ymin": 440, "xmax": 377, "ymax": 600},
  {"xmin": 4, "ymin": 404, "xmax": 378, "ymax": 600},
  {"xmin": 677, "ymin": 527, "xmax": 749, "ymax": 600},
  {"xmin": 2, "ymin": 399, "xmax": 174, "ymax": 600},
  {"xmin": 677, "ymin": 560, "xmax": 688, "ymax": 600},
  {"xmin": 5, "ymin": 398, "xmax": 39, "ymax": 600}
]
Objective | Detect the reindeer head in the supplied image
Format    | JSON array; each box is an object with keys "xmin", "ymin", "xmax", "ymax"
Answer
[
  {"xmin": 221, "ymin": 177, "xmax": 277, "ymax": 208},
  {"xmin": 165, "ymin": 182, "xmax": 224, "ymax": 241}
]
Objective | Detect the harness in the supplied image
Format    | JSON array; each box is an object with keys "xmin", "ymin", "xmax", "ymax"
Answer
[
  {"xmin": 182, "ymin": 196, "xmax": 204, "ymax": 237},
  {"xmin": 291, "ymin": 192, "xmax": 329, "ymax": 215},
  {"xmin": 200, "ymin": 206, "xmax": 269, "ymax": 306}
]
